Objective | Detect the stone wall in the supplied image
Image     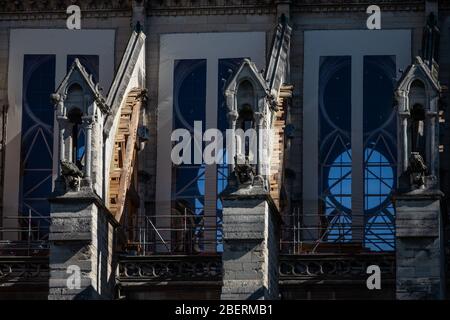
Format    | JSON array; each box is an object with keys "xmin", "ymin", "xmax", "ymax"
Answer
[
  {"xmin": 221, "ymin": 196, "xmax": 279, "ymax": 300},
  {"xmin": 396, "ymin": 193, "xmax": 445, "ymax": 300},
  {"xmin": 48, "ymin": 199, "xmax": 116, "ymax": 300},
  {"xmin": 266, "ymin": 205, "xmax": 279, "ymax": 298}
]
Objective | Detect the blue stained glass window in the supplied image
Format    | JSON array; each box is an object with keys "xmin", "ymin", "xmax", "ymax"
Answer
[
  {"xmin": 20, "ymin": 54, "xmax": 56, "ymax": 238},
  {"xmin": 319, "ymin": 56, "xmax": 352, "ymax": 243},
  {"xmin": 172, "ymin": 59, "xmax": 207, "ymax": 252},
  {"xmin": 363, "ymin": 55, "xmax": 397, "ymax": 251}
]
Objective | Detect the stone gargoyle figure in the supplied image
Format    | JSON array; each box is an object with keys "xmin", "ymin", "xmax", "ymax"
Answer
[
  {"xmin": 407, "ymin": 152, "xmax": 428, "ymax": 189},
  {"xmin": 60, "ymin": 160, "xmax": 84, "ymax": 191},
  {"xmin": 234, "ymin": 154, "xmax": 255, "ymax": 185}
]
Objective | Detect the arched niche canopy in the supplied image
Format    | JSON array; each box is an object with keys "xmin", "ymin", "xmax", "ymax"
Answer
[
  {"xmin": 224, "ymin": 59, "xmax": 274, "ymax": 183},
  {"xmin": 51, "ymin": 59, "xmax": 108, "ymax": 193},
  {"xmin": 395, "ymin": 56, "xmax": 441, "ymax": 185}
]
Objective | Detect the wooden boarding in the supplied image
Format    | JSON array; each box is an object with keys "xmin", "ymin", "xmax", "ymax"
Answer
[
  {"xmin": 108, "ymin": 88, "xmax": 145, "ymax": 223},
  {"xmin": 269, "ymin": 85, "xmax": 292, "ymax": 211}
]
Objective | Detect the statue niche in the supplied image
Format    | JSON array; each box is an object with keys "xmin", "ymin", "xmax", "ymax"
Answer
[
  {"xmin": 410, "ymin": 104, "xmax": 426, "ymax": 159},
  {"xmin": 224, "ymin": 59, "xmax": 272, "ymax": 191},
  {"xmin": 67, "ymin": 107, "xmax": 85, "ymax": 171},
  {"xmin": 51, "ymin": 58, "xmax": 108, "ymax": 196},
  {"xmin": 234, "ymin": 83, "xmax": 257, "ymax": 186}
]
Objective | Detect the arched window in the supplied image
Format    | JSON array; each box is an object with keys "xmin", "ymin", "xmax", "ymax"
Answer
[
  {"xmin": 363, "ymin": 55, "xmax": 397, "ymax": 251},
  {"xmin": 67, "ymin": 107, "xmax": 85, "ymax": 170},
  {"xmin": 319, "ymin": 56, "xmax": 352, "ymax": 243},
  {"xmin": 172, "ymin": 59, "xmax": 207, "ymax": 253},
  {"xmin": 237, "ymin": 104, "xmax": 255, "ymax": 158},
  {"xmin": 237, "ymin": 80, "xmax": 254, "ymax": 109},
  {"xmin": 411, "ymin": 103, "xmax": 426, "ymax": 157}
]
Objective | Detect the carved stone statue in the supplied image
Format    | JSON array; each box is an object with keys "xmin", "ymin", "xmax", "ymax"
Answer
[
  {"xmin": 407, "ymin": 152, "xmax": 427, "ymax": 189},
  {"xmin": 60, "ymin": 160, "xmax": 84, "ymax": 191},
  {"xmin": 234, "ymin": 154, "xmax": 255, "ymax": 185}
]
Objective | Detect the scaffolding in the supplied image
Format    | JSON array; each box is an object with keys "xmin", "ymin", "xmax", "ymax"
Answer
[
  {"xmin": 118, "ymin": 210, "xmax": 223, "ymax": 256},
  {"xmin": 0, "ymin": 212, "xmax": 50, "ymax": 256},
  {"xmin": 280, "ymin": 208, "xmax": 395, "ymax": 254}
]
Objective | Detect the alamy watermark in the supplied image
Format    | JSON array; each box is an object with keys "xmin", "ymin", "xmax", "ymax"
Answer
[
  {"xmin": 366, "ymin": 265, "xmax": 381, "ymax": 290},
  {"xmin": 366, "ymin": 5, "xmax": 381, "ymax": 30},
  {"xmin": 171, "ymin": 121, "xmax": 272, "ymax": 176},
  {"xmin": 66, "ymin": 5, "xmax": 81, "ymax": 30},
  {"xmin": 66, "ymin": 265, "xmax": 81, "ymax": 290}
]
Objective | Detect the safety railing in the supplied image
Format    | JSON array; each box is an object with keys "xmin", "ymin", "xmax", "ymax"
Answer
[
  {"xmin": 0, "ymin": 213, "xmax": 50, "ymax": 256},
  {"xmin": 280, "ymin": 208, "xmax": 395, "ymax": 254},
  {"xmin": 118, "ymin": 211, "xmax": 223, "ymax": 256}
]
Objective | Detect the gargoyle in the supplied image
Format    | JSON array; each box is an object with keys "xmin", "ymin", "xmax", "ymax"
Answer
[
  {"xmin": 60, "ymin": 160, "xmax": 84, "ymax": 191},
  {"xmin": 407, "ymin": 152, "xmax": 427, "ymax": 188},
  {"xmin": 234, "ymin": 154, "xmax": 255, "ymax": 185}
]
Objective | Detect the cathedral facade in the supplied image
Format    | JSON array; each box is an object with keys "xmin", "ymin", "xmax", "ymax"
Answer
[{"xmin": 0, "ymin": 0, "xmax": 449, "ymax": 300}]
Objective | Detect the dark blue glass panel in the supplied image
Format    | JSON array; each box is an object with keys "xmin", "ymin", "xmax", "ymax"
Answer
[
  {"xmin": 20, "ymin": 54, "xmax": 55, "ymax": 237},
  {"xmin": 172, "ymin": 59, "xmax": 207, "ymax": 252},
  {"xmin": 173, "ymin": 59, "xmax": 206, "ymax": 131},
  {"xmin": 67, "ymin": 55, "xmax": 99, "ymax": 83},
  {"xmin": 319, "ymin": 56, "xmax": 352, "ymax": 243},
  {"xmin": 363, "ymin": 55, "xmax": 397, "ymax": 251}
]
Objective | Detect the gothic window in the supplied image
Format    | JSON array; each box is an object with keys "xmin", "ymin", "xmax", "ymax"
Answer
[
  {"xmin": 237, "ymin": 104, "xmax": 255, "ymax": 158},
  {"xmin": 238, "ymin": 105, "xmax": 255, "ymax": 131},
  {"xmin": 319, "ymin": 56, "xmax": 352, "ymax": 243},
  {"xmin": 172, "ymin": 59, "xmax": 206, "ymax": 252},
  {"xmin": 318, "ymin": 55, "xmax": 397, "ymax": 251},
  {"xmin": 67, "ymin": 107, "xmax": 85, "ymax": 170},
  {"xmin": 411, "ymin": 103, "xmax": 426, "ymax": 157},
  {"xmin": 304, "ymin": 30, "xmax": 410, "ymax": 253},
  {"xmin": 363, "ymin": 56, "xmax": 396, "ymax": 251},
  {"xmin": 20, "ymin": 54, "xmax": 55, "ymax": 237}
]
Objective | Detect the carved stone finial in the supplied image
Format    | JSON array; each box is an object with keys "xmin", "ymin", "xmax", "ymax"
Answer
[{"xmin": 50, "ymin": 93, "xmax": 62, "ymax": 105}]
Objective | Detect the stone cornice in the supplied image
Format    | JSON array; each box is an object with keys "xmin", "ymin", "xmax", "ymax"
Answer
[
  {"xmin": 292, "ymin": 0, "xmax": 425, "ymax": 13},
  {"xmin": 0, "ymin": 0, "xmax": 427, "ymax": 18},
  {"xmin": 0, "ymin": 0, "xmax": 132, "ymax": 20},
  {"xmin": 147, "ymin": 0, "xmax": 277, "ymax": 16}
]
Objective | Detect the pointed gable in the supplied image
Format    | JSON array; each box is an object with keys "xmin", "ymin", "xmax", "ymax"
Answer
[
  {"xmin": 225, "ymin": 58, "xmax": 269, "ymax": 97},
  {"xmin": 397, "ymin": 56, "xmax": 441, "ymax": 94},
  {"xmin": 55, "ymin": 58, "xmax": 108, "ymax": 113}
]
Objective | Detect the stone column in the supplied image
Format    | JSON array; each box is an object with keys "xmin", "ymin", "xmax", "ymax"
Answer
[
  {"xmin": 227, "ymin": 110, "xmax": 238, "ymax": 173},
  {"xmin": 82, "ymin": 117, "xmax": 93, "ymax": 188},
  {"xmin": 221, "ymin": 188, "xmax": 280, "ymax": 300},
  {"xmin": 57, "ymin": 118, "xmax": 66, "ymax": 169},
  {"xmin": 254, "ymin": 111, "xmax": 264, "ymax": 176},
  {"xmin": 395, "ymin": 190, "xmax": 445, "ymax": 299},
  {"xmin": 399, "ymin": 112, "xmax": 409, "ymax": 173},
  {"xmin": 426, "ymin": 110, "xmax": 438, "ymax": 177},
  {"xmin": 53, "ymin": 94, "xmax": 67, "ymax": 195}
]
